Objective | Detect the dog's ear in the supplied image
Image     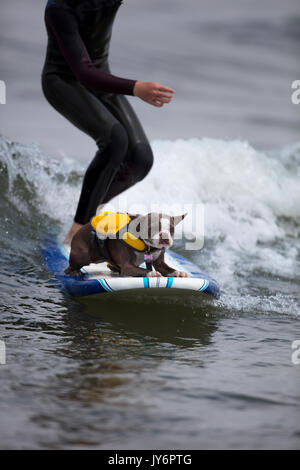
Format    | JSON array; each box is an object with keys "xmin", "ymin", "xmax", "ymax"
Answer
[
  {"xmin": 129, "ymin": 214, "xmax": 140, "ymax": 220},
  {"xmin": 172, "ymin": 213, "xmax": 187, "ymax": 226}
]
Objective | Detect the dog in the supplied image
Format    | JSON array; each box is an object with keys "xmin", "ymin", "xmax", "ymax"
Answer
[{"xmin": 64, "ymin": 211, "xmax": 189, "ymax": 278}]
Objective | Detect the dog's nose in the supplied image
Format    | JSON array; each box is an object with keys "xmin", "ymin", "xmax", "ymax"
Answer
[{"xmin": 159, "ymin": 231, "xmax": 171, "ymax": 243}]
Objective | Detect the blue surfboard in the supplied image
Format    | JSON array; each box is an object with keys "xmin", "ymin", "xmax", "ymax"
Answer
[{"xmin": 41, "ymin": 236, "xmax": 220, "ymax": 299}]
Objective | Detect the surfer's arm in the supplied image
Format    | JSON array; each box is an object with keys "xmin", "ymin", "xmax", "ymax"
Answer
[{"xmin": 45, "ymin": 6, "xmax": 137, "ymax": 95}]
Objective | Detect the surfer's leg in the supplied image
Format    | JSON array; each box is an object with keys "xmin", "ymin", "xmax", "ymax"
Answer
[
  {"xmin": 73, "ymin": 121, "xmax": 129, "ymax": 225},
  {"xmin": 42, "ymin": 74, "xmax": 129, "ymax": 232},
  {"xmin": 93, "ymin": 93, "xmax": 154, "ymax": 203}
]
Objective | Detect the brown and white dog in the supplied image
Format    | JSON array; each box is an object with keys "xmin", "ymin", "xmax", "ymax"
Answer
[{"xmin": 64, "ymin": 212, "xmax": 189, "ymax": 278}]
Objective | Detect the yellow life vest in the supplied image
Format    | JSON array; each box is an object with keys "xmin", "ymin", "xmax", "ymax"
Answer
[{"xmin": 91, "ymin": 212, "xmax": 147, "ymax": 252}]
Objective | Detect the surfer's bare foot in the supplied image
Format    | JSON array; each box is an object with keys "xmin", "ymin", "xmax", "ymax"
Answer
[
  {"xmin": 169, "ymin": 270, "xmax": 189, "ymax": 278},
  {"xmin": 64, "ymin": 222, "xmax": 83, "ymax": 245}
]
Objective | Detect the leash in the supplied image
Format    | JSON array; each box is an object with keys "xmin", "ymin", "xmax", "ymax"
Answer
[{"xmin": 144, "ymin": 246, "xmax": 153, "ymax": 271}]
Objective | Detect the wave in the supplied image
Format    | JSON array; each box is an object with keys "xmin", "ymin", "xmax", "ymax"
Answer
[{"xmin": 0, "ymin": 134, "xmax": 299, "ymax": 315}]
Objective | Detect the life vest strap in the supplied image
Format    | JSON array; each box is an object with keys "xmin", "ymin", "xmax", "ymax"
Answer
[{"xmin": 89, "ymin": 225, "xmax": 120, "ymax": 271}]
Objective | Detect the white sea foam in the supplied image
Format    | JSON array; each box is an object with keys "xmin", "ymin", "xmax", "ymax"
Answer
[
  {"xmin": 1, "ymin": 136, "xmax": 299, "ymax": 315},
  {"xmin": 114, "ymin": 138, "xmax": 300, "ymax": 276}
]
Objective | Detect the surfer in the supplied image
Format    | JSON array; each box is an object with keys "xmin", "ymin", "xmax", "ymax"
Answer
[{"xmin": 41, "ymin": 0, "xmax": 174, "ymax": 244}]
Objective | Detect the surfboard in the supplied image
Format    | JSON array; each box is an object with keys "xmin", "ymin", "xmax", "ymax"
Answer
[{"xmin": 41, "ymin": 236, "xmax": 220, "ymax": 299}]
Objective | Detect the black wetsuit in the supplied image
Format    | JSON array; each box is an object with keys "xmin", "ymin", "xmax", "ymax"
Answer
[{"xmin": 42, "ymin": 0, "xmax": 153, "ymax": 224}]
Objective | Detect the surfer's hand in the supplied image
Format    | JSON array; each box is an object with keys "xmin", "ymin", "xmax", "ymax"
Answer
[
  {"xmin": 169, "ymin": 270, "xmax": 189, "ymax": 278},
  {"xmin": 133, "ymin": 81, "xmax": 174, "ymax": 107},
  {"xmin": 147, "ymin": 271, "xmax": 162, "ymax": 277}
]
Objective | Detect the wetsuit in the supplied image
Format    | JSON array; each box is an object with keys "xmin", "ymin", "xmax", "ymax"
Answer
[{"xmin": 42, "ymin": 0, "xmax": 153, "ymax": 224}]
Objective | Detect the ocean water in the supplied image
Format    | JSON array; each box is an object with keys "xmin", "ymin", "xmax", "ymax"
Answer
[
  {"xmin": 0, "ymin": 135, "xmax": 299, "ymax": 449},
  {"xmin": 1, "ymin": 0, "xmax": 300, "ymax": 451}
]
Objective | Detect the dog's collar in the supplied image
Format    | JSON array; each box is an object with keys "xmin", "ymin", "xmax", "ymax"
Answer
[{"xmin": 143, "ymin": 245, "xmax": 165, "ymax": 271}]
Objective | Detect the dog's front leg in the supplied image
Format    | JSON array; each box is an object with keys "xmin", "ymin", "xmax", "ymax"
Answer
[
  {"xmin": 153, "ymin": 252, "xmax": 189, "ymax": 278},
  {"xmin": 120, "ymin": 264, "xmax": 161, "ymax": 278}
]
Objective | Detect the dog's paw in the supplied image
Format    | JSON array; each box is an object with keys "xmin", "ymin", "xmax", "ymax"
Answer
[
  {"xmin": 64, "ymin": 267, "xmax": 82, "ymax": 276},
  {"xmin": 147, "ymin": 271, "xmax": 162, "ymax": 278},
  {"xmin": 168, "ymin": 270, "xmax": 189, "ymax": 278}
]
